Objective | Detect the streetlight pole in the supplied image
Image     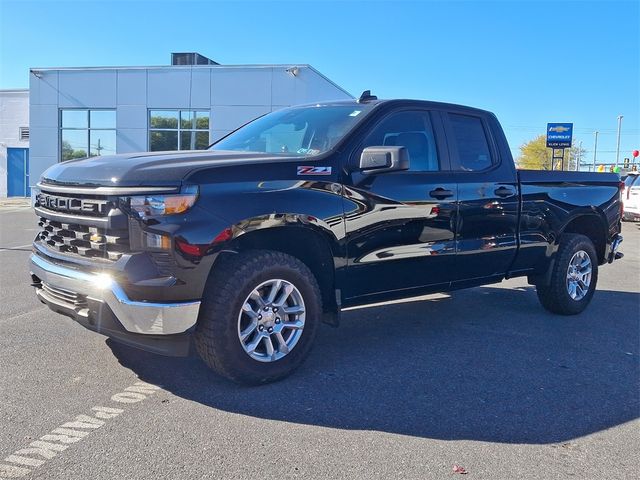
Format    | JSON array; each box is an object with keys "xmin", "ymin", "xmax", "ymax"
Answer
[
  {"xmin": 615, "ymin": 115, "xmax": 623, "ymax": 167},
  {"xmin": 592, "ymin": 131, "xmax": 599, "ymax": 171}
]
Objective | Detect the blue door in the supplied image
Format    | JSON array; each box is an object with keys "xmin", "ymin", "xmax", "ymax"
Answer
[{"xmin": 7, "ymin": 148, "xmax": 30, "ymax": 197}]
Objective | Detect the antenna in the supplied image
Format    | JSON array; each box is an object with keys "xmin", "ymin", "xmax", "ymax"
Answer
[{"xmin": 358, "ymin": 90, "xmax": 377, "ymax": 103}]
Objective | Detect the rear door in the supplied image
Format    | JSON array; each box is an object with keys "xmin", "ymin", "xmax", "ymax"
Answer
[
  {"xmin": 342, "ymin": 108, "xmax": 458, "ymax": 301},
  {"xmin": 443, "ymin": 111, "xmax": 520, "ymax": 284}
]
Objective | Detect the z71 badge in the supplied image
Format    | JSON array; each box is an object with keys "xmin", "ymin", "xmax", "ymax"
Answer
[{"xmin": 297, "ymin": 166, "xmax": 332, "ymax": 176}]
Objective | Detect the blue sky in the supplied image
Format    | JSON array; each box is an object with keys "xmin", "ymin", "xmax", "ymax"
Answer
[{"xmin": 1, "ymin": 0, "xmax": 638, "ymax": 163}]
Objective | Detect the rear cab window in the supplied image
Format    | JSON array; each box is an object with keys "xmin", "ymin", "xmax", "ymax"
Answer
[{"xmin": 448, "ymin": 113, "xmax": 494, "ymax": 172}]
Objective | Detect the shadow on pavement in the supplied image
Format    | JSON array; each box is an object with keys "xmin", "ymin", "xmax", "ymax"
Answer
[{"xmin": 107, "ymin": 285, "xmax": 639, "ymax": 444}]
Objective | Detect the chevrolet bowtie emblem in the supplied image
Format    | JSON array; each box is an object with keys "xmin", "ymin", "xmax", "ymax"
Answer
[{"xmin": 548, "ymin": 126, "xmax": 570, "ymax": 133}]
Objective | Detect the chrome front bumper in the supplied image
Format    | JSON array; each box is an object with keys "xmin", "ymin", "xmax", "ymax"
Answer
[{"xmin": 30, "ymin": 254, "xmax": 200, "ymax": 335}]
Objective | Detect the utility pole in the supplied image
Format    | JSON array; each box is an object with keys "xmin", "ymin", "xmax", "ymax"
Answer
[
  {"xmin": 576, "ymin": 140, "xmax": 582, "ymax": 171},
  {"xmin": 592, "ymin": 131, "xmax": 599, "ymax": 171},
  {"xmin": 615, "ymin": 115, "xmax": 623, "ymax": 167},
  {"xmin": 94, "ymin": 138, "xmax": 104, "ymax": 156}
]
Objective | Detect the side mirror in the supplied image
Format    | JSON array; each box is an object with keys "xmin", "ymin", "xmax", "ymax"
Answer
[{"xmin": 359, "ymin": 146, "xmax": 410, "ymax": 174}]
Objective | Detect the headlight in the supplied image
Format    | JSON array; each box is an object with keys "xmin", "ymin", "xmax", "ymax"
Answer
[{"xmin": 123, "ymin": 185, "xmax": 198, "ymax": 218}]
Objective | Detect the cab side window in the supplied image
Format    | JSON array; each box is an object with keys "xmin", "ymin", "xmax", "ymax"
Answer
[
  {"xmin": 449, "ymin": 113, "xmax": 493, "ymax": 171},
  {"xmin": 360, "ymin": 111, "xmax": 439, "ymax": 171}
]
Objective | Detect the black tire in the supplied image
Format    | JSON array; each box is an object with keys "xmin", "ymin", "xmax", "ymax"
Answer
[
  {"xmin": 194, "ymin": 250, "xmax": 321, "ymax": 385},
  {"xmin": 536, "ymin": 233, "xmax": 598, "ymax": 315}
]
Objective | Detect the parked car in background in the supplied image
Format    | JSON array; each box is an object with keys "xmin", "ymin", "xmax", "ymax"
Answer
[{"xmin": 622, "ymin": 172, "xmax": 640, "ymax": 221}]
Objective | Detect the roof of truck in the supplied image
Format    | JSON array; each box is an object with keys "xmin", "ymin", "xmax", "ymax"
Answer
[{"xmin": 296, "ymin": 98, "xmax": 495, "ymax": 117}]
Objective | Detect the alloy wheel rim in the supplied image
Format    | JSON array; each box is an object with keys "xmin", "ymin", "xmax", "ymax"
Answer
[
  {"xmin": 566, "ymin": 250, "xmax": 592, "ymax": 301},
  {"xmin": 237, "ymin": 279, "xmax": 305, "ymax": 362}
]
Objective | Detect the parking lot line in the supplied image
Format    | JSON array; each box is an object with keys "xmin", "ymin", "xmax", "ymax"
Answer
[
  {"xmin": 0, "ymin": 382, "xmax": 160, "ymax": 479},
  {"xmin": 0, "ymin": 244, "xmax": 32, "ymax": 252}
]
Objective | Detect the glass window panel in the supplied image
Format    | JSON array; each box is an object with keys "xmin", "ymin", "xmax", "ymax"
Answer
[
  {"xmin": 195, "ymin": 131, "xmax": 210, "ymax": 149},
  {"xmin": 90, "ymin": 110, "xmax": 116, "ymax": 129},
  {"xmin": 62, "ymin": 110, "xmax": 88, "ymax": 129},
  {"xmin": 624, "ymin": 175, "xmax": 639, "ymax": 187},
  {"xmin": 150, "ymin": 130, "xmax": 178, "ymax": 151},
  {"xmin": 180, "ymin": 110, "xmax": 194, "ymax": 129},
  {"xmin": 180, "ymin": 131, "xmax": 210, "ymax": 150},
  {"xmin": 61, "ymin": 129, "xmax": 88, "ymax": 161},
  {"xmin": 362, "ymin": 111, "xmax": 439, "ymax": 171},
  {"xmin": 149, "ymin": 111, "xmax": 179, "ymax": 129},
  {"xmin": 211, "ymin": 105, "xmax": 375, "ymax": 156},
  {"xmin": 449, "ymin": 114, "xmax": 492, "ymax": 171},
  {"xmin": 89, "ymin": 130, "xmax": 116, "ymax": 157},
  {"xmin": 261, "ymin": 122, "xmax": 307, "ymax": 154},
  {"xmin": 195, "ymin": 111, "xmax": 210, "ymax": 130},
  {"xmin": 180, "ymin": 131, "xmax": 194, "ymax": 150}
]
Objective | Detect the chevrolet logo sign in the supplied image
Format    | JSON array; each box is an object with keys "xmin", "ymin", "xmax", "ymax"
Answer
[
  {"xmin": 548, "ymin": 126, "xmax": 571, "ymax": 133},
  {"xmin": 37, "ymin": 193, "xmax": 110, "ymax": 216}
]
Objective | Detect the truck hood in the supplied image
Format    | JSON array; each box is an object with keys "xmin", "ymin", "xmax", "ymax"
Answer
[{"xmin": 41, "ymin": 150, "xmax": 304, "ymax": 188}]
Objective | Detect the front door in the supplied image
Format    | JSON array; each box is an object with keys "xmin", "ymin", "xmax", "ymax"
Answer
[
  {"xmin": 342, "ymin": 109, "xmax": 457, "ymax": 302},
  {"xmin": 7, "ymin": 147, "xmax": 30, "ymax": 197}
]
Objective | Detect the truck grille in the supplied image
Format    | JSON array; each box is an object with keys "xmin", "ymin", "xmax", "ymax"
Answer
[
  {"xmin": 35, "ymin": 189, "xmax": 130, "ymax": 261},
  {"xmin": 37, "ymin": 217, "xmax": 129, "ymax": 260}
]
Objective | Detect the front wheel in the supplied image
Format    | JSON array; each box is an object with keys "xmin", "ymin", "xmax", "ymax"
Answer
[
  {"xmin": 194, "ymin": 250, "xmax": 321, "ymax": 385},
  {"xmin": 536, "ymin": 233, "xmax": 598, "ymax": 315}
]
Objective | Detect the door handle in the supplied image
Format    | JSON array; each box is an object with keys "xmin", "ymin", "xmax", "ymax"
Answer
[
  {"xmin": 494, "ymin": 186, "xmax": 516, "ymax": 198},
  {"xmin": 429, "ymin": 187, "xmax": 454, "ymax": 199}
]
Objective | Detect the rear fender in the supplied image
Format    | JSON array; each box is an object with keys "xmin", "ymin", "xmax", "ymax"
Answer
[
  {"xmin": 559, "ymin": 209, "xmax": 609, "ymax": 264},
  {"xmin": 529, "ymin": 210, "xmax": 609, "ymax": 286}
]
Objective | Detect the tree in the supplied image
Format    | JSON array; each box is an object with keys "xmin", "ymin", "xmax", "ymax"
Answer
[
  {"xmin": 61, "ymin": 140, "xmax": 87, "ymax": 161},
  {"xmin": 516, "ymin": 134, "xmax": 586, "ymax": 170}
]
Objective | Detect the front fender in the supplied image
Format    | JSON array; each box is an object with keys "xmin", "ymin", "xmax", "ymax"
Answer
[
  {"xmin": 172, "ymin": 179, "xmax": 346, "ymax": 260},
  {"xmin": 197, "ymin": 179, "xmax": 345, "ymax": 239}
]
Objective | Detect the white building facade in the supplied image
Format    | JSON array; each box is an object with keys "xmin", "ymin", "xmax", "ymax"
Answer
[
  {"xmin": 0, "ymin": 89, "xmax": 30, "ymax": 197},
  {"xmin": 28, "ymin": 57, "xmax": 352, "ymax": 194}
]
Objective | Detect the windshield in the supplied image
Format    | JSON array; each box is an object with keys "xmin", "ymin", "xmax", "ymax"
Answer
[
  {"xmin": 209, "ymin": 104, "xmax": 375, "ymax": 156},
  {"xmin": 624, "ymin": 174, "xmax": 639, "ymax": 187}
]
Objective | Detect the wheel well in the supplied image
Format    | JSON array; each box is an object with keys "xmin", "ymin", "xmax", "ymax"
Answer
[
  {"xmin": 225, "ymin": 226, "xmax": 338, "ymax": 313},
  {"xmin": 562, "ymin": 215, "xmax": 606, "ymax": 263}
]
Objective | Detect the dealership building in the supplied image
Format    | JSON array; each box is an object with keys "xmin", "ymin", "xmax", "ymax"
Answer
[{"xmin": 1, "ymin": 52, "xmax": 352, "ymax": 197}]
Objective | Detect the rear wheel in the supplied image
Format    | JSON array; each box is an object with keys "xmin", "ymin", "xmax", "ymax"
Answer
[
  {"xmin": 194, "ymin": 250, "xmax": 321, "ymax": 385},
  {"xmin": 536, "ymin": 233, "xmax": 598, "ymax": 315}
]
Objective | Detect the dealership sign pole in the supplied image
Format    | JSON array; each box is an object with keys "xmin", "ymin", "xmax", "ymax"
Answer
[{"xmin": 546, "ymin": 123, "xmax": 573, "ymax": 170}]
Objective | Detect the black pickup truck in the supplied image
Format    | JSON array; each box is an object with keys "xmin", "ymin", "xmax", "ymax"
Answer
[{"xmin": 29, "ymin": 92, "xmax": 624, "ymax": 384}]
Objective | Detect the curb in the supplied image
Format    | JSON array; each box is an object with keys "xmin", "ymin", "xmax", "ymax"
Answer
[{"xmin": 0, "ymin": 198, "xmax": 31, "ymax": 208}]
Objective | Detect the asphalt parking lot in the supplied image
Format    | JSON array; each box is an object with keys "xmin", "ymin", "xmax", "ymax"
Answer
[{"xmin": 1, "ymin": 204, "xmax": 638, "ymax": 479}]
